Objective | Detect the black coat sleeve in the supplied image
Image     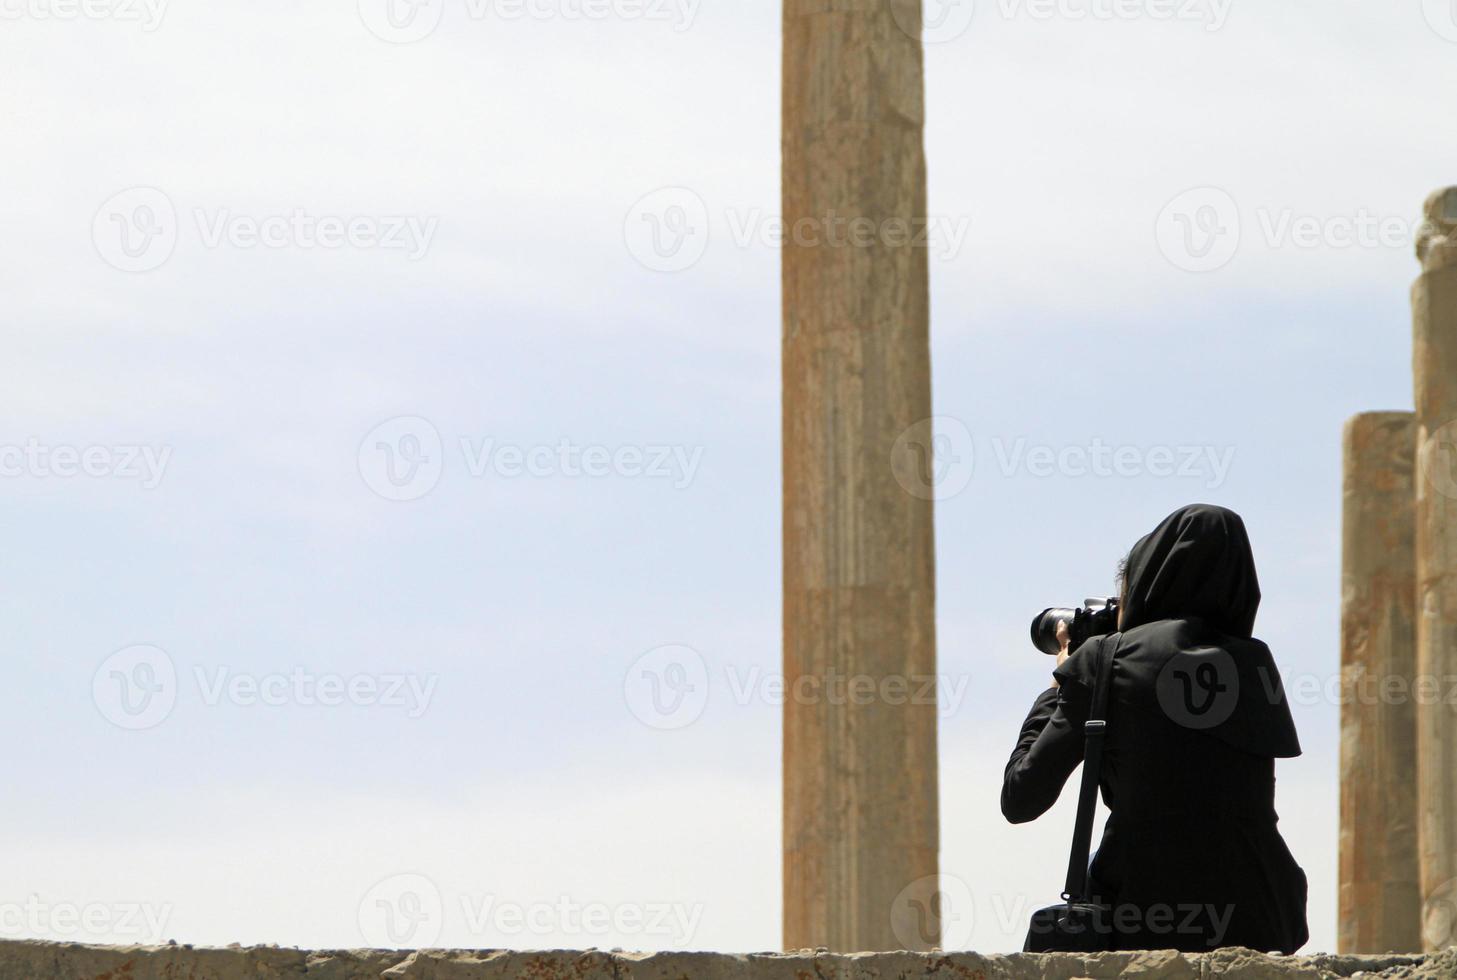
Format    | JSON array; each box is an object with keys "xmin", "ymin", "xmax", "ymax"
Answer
[{"xmin": 1001, "ymin": 680, "xmax": 1092, "ymax": 824}]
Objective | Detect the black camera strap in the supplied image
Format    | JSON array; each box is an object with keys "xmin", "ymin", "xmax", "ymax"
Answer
[{"xmin": 1061, "ymin": 636, "xmax": 1115, "ymax": 904}]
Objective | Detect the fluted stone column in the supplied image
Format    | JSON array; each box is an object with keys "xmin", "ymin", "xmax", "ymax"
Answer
[
  {"xmin": 781, "ymin": 0, "xmax": 938, "ymax": 953},
  {"xmin": 1414, "ymin": 187, "xmax": 1457, "ymax": 952},
  {"xmin": 1339, "ymin": 411, "xmax": 1421, "ymax": 953}
]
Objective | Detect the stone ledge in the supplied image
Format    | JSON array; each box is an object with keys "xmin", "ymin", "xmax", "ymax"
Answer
[{"xmin": 0, "ymin": 942, "xmax": 1450, "ymax": 980}]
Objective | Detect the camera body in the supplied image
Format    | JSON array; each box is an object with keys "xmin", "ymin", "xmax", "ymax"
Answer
[{"xmin": 1029, "ymin": 598, "xmax": 1120, "ymax": 656}]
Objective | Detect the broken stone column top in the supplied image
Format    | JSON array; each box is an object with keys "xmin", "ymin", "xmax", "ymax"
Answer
[{"xmin": 1416, "ymin": 187, "xmax": 1457, "ymax": 272}]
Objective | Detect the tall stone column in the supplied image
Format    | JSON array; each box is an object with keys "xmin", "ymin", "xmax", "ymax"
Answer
[
  {"xmin": 1339, "ymin": 411, "xmax": 1420, "ymax": 953},
  {"xmin": 781, "ymin": 0, "xmax": 938, "ymax": 953},
  {"xmin": 1413, "ymin": 186, "xmax": 1457, "ymax": 952}
]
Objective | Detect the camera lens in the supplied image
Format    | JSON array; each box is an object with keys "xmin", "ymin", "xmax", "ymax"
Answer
[{"xmin": 1030, "ymin": 607, "xmax": 1078, "ymax": 656}]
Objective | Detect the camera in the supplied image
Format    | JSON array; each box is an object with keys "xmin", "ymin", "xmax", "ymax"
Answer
[{"xmin": 1029, "ymin": 598, "xmax": 1120, "ymax": 656}]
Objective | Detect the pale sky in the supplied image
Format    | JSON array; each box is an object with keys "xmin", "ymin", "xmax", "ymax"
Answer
[{"xmin": 3, "ymin": 0, "xmax": 1456, "ymax": 955}]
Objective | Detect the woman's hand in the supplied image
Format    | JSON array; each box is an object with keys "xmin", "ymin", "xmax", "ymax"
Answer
[{"xmin": 1050, "ymin": 620, "xmax": 1071, "ymax": 687}]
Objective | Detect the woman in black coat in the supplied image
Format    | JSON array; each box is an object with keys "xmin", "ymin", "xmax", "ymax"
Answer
[{"xmin": 1002, "ymin": 504, "xmax": 1309, "ymax": 953}]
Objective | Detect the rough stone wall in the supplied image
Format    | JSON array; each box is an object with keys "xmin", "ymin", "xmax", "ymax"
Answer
[{"xmin": 2, "ymin": 943, "xmax": 1454, "ymax": 980}]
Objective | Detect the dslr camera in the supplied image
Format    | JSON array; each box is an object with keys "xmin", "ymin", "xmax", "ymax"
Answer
[{"xmin": 1029, "ymin": 598, "xmax": 1120, "ymax": 656}]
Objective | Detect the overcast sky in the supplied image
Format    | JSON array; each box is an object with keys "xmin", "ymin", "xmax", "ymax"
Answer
[{"xmin": 2, "ymin": 0, "xmax": 1456, "ymax": 955}]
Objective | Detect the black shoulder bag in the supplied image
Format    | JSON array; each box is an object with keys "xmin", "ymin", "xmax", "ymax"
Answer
[{"xmin": 1023, "ymin": 637, "xmax": 1116, "ymax": 953}]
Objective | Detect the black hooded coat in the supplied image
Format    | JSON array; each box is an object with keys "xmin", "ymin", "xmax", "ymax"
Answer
[{"xmin": 1001, "ymin": 505, "xmax": 1309, "ymax": 953}]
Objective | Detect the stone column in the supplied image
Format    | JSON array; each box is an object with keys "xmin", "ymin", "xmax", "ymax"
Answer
[
  {"xmin": 1339, "ymin": 411, "xmax": 1420, "ymax": 953},
  {"xmin": 1414, "ymin": 186, "xmax": 1457, "ymax": 952},
  {"xmin": 781, "ymin": 0, "xmax": 938, "ymax": 953}
]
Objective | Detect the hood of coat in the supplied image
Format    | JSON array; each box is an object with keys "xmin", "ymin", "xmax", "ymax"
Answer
[{"xmin": 1120, "ymin": 504, "xmax": 1261, "ymax": 639}]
